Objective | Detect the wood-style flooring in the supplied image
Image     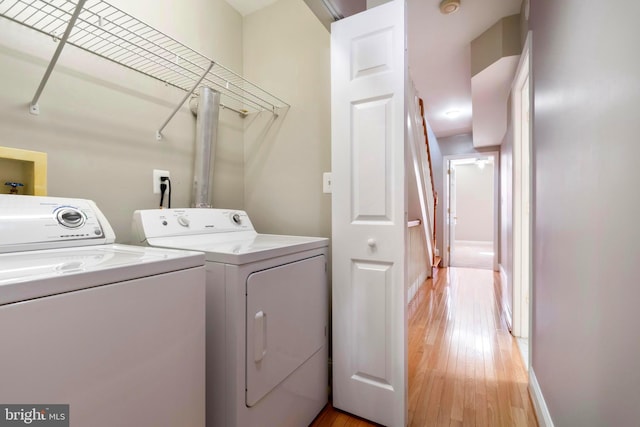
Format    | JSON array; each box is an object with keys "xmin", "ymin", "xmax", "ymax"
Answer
[{"xmin": 310, "ymin": 267, "xmax": 538, "ymax": 427}]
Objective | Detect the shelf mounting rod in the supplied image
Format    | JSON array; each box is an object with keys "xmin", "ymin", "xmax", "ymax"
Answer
[
  {"xmin": 156, "ymin": 61, "xmax": 215, "ymax": 141},
  {"xmin": 29, "ymin": 0, "xmax": 88, "ymax": 115}
]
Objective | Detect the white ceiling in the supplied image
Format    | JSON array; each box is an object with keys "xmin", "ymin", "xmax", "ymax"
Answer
[
  {"xmin": 224, "ymin": 0, "xmax": 279, "ymax": 16},
  {"xmin": 224, "ymin": 0, "xmax": 523, "ymax": 139},
  {"xmin": 407, "ymin": 0, "xmax": 522, "ymax": 138}
]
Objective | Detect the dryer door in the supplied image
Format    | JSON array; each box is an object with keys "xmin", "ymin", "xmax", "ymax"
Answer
[{"xmin": 246, "ymin": 255, "xmax": 327, "ymax": 407}]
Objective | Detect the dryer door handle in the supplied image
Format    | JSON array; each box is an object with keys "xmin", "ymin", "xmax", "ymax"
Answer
[{"xmin": 254, "ymin": 311, "xmax": 267, "ymax": 363}]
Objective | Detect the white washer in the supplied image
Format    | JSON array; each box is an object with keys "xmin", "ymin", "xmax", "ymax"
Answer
[
  {"xmin": 132, "ymin": 208, "xmax": 329, "ymax": 427},
  {"xmin": 0, "ymin": 195, "xmax": 206, "ymax": 427}
]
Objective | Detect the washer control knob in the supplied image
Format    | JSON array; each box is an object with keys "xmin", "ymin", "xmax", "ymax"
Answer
[
  {"xmin": 231, "ymin": 213, "xmax": 241, "ymax": 225},
  {"xmin": 56, "ymin": 207, "xmax": 86, "ymax": 229},
  {"xmin": 177, "ymin": 216, "xmax": 190, "ymax": 227}
]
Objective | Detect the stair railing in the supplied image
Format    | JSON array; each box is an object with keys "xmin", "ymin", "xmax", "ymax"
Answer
[{"xmin": 418, "ymin": 98, "xmax": 440, "ymax": 267}]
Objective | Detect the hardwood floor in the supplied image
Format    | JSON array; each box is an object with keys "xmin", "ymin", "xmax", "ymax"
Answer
[{"xmin": 311, "ymin": 267, "xmax": 538, "ymax": 427}]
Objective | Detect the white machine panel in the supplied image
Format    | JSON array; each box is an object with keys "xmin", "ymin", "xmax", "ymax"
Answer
[
  {"xmin": 133, "ymin": 208, "xmax": 328, "ymax": 264},
  {"xmin": 245, "ymin": 255, "xmax": 327, "ymax": 407},
  {"xmin": 131, "ymin": 207, "xmax": 330, "ymax": 427},
  {"xmin": 132, "ymin": 208, "xmax": 253, "ymax": 241},
  {"xmin": 0, "ymin": 195, "xmax": 115, "ymax": 252},
  {"xmin": 0, "ymin": 244, "xmax": 204, "ymax": 305},
  {"xmin": 0, "ymin": 195, "xmax": 206, "ymax": 427},
  {"xmin": 0, "ymin": 268, "xmax": 205, "ymax": 427}
]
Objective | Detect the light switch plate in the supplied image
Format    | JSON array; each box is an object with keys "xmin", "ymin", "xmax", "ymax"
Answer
[{"xmin": 323, "ymin": 172, "xmax": 332, "ymax": 194}]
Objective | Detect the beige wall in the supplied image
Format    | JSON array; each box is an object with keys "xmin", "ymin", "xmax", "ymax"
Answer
[
  {"xmin": 470, "ymin": 14, "xmax": 521, "ymax": 77},
  {"xmin": 519, "ymin": 0, "xmax": 530, "ymax": 48},
  {"xmin": 531, "ymin": 1, "xmax": 640, "ymax": 425},
  {"xmin": 242, "ymin": 0, "xmax": 331, "ymax": 239},
  {"xmin": 0, "ymin": 0, "xmax": 245, "ymax": 243}
]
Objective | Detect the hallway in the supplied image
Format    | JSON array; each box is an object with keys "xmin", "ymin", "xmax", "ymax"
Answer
[{"xmin": 312, "ymin": 267, "xmax": 537, "ymax": 426}]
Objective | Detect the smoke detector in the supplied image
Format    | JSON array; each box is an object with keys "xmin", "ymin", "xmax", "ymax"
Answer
[{"xmin": 439, "ymin": 0, "xmax": 460, "ymax": 14}]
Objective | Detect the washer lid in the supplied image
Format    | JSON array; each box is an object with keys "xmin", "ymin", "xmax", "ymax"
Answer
[
  {"xmin": 0, "ymin": 244, "xmax": 204, "ymax": 305},
  {"xmin": 147, "ymin": 233, "xmax": 329, "ymax": 264}
]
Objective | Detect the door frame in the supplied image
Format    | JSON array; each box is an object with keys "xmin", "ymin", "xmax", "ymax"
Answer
[
  {"xmin": 443, "ymin": 151, "xmax": 500, "ymax": 271},
  {"xmin": 511, "ymin": 31, "xmax": 533, "ymax": 361}
]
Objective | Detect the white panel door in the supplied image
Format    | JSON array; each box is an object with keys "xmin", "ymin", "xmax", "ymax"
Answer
[{"xmin": 331, "ymin": 1, "xmax": 407, "ymax": 425}]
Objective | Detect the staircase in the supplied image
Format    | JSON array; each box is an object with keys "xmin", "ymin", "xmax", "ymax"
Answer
[
  {"xmin": 418, "ymin": 98, "xmax": 441, "ymax": 269},
  {"xmin": 407, "ymin": 82, "xmax": 441, "ymax": 283}
]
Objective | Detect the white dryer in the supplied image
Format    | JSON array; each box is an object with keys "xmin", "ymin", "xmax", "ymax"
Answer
[
  {"xmin": 0, "ymin": 195, "xmax": 206, "ymax": 427},
  {"xmin": 132, "ymin": 208, "xmax": 329, "ymax": 427}
]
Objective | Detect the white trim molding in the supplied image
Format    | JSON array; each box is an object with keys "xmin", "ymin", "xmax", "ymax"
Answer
[
  {"xmin": 510, "ymin": 28, "xmax": 533, "ymax": 342},
  {"xmin": 529, "ymin": 368, "xmax": 555, "ymax": 427},
  {"xmin": 499, "ymin": 264, "xmax": 512, "ymax": 331}
]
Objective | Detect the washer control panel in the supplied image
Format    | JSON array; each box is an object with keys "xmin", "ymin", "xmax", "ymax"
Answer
[
  {"xmin": 0, "ymin": 195, "xmax": 115, "ymax": 252},
  {"xmin": 132, "ymin": 208, "xmax": 255, "ymax": 240}
]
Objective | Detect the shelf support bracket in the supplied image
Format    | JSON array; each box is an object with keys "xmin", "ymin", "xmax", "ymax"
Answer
[
  {"xmin": 220, "ymin": 104, "xmax": 248, "ymax": 119},
  {"xmin": 29, "ymin": 0, "xmax": 88, "ymax": 115},
  {"xmin": 156, "ymin": 61, "xmax": 215, "ymax": 141}
]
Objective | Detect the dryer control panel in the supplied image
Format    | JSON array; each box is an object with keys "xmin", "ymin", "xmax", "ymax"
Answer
[
  {"xmin": 132, "ymin": 208, "xmax": 255, "ymax": 242},
  {"xmin": 0, "ymin": 195, "xmax": 116, "ymax": 253}
]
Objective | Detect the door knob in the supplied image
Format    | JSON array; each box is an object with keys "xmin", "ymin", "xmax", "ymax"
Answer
[{"xmin": 367, "ymin": 238, "xmax": 376, "ymax": 247}]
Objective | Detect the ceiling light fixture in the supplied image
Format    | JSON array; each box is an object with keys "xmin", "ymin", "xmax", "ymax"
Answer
[
  {"xmin": 445, "ymin": 109, "xmax": 461, "ymax": 119},
  {"xmin": 439, "ymin": 0, "xmax": 461, "ymax": 15}
]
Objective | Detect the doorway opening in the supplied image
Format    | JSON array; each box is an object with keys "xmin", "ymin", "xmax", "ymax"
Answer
[{"xmin": 443, "ymin": 152, "xmax": 499, "ymax": 271}]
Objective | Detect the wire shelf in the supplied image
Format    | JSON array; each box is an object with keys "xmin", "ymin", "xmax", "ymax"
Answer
[{"xmin": 0, "ymin": 0, "xmax": 289, "ymax": 115}]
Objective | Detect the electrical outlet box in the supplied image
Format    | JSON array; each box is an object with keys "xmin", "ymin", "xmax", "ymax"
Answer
[
  {"xmin": 153, "ymin": 169, "xmax": 170, "ymax": 194},
  {"xmin": 323, "ymin": 172, "xmax": 332, "ymax": 194}
]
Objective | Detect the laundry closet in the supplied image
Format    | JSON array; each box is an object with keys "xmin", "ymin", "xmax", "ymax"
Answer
[
  {"xmin": 0, "ymin": 0, "xmax": 331, "ymax": 425},
  {"xmin": 0, "ymin": 0, "xmax": 331, "ymax": 243}
]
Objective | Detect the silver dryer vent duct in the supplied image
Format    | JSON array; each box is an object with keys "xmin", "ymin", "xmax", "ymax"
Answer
[{"xmin": 191, "ymin": 87, "xmax": 220, "ymax": 208}]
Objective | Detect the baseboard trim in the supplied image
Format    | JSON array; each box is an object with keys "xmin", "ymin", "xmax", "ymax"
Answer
[
  {"xmin": 407, "ymin": 271, "xmax": 428, "ymax": 304},
  {"xmin": 529, "ymin": 368, "xmax": 554, "ymax": 427},
  {"xmin": 499, "ymin": 264, "xmax": 512, "ymax": 331}
]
